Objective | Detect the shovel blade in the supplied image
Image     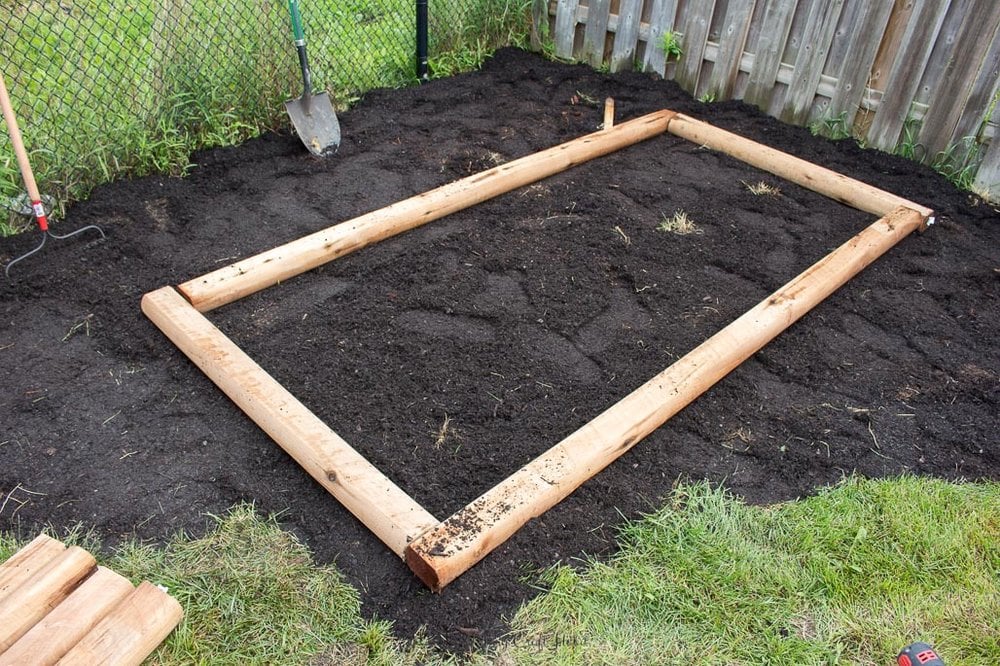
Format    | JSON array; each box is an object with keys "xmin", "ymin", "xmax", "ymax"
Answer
[{"xmin": 285, "ymin": 91, "xmax": 341, "ymax": 156}]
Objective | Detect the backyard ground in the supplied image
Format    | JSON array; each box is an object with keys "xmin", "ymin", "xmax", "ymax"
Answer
[{"xmin": 1, "ymin": 48, "xmax": 998, "ymax": 652}]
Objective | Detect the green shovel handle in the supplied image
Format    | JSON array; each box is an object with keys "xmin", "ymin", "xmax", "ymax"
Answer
[
  {"xmin": 288, "ymin": 0, "xmax": 306, "ymax": 44},
  {"xmin": 288, "ymin": 0, "xmax": 312, "ymax": 97}
]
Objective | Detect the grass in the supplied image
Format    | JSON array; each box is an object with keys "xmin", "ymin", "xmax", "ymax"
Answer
[
  {"xmin": 743, "ymin": 180, "xmax": 782, "ymax": 196},
  {"xmin": 657, "ymin": 209, "xmax": 701, "ymax": 235},
  {"xmin": 0, "ymin": 505, "xmax": 438, "ymax": 665},
  {"xmin": 502, "ymin": 477, "xmax": 1000, "ymax": 665},
  {"xmin": 809, "ymin": 112, "xmax": 852, "ymax": 141},
  {"xmin": 1, "ymin": 478, "xmax": 996, "ymax": 663},
  {"xmin": 0, "ymin": 0, "xmax": 530, "ymax": 233}
]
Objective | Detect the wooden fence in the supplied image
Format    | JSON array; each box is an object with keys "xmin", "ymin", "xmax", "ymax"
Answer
[{"xmin": 535, "ymin": 0, "xmax": 1000, "ymax": 198}]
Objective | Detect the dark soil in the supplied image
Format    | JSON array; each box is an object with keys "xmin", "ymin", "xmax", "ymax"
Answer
[{"xmin": 1, "ymin": 48, "xmax": 998, "ymax": 652}]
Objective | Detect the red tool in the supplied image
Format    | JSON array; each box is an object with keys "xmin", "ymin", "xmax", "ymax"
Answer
[
  {"xmin": 897, "ymin": 642, "xmax": 945, "ymax": 666},
  {"xmin": 1, "ymin": 69, "xmax": 105, "ymax": 279}
]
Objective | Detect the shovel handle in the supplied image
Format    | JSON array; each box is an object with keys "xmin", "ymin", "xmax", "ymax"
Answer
[
  {"xmin": 0, "ymin": 69, "xmax": 48, "ymax": 231},
  {"xmin": 287, "ymin": 0, "xmax": 313, "ymax": 98},
  {"xmin": 288, "ymin": 0, "xmax": 306, "ymax": 43}
]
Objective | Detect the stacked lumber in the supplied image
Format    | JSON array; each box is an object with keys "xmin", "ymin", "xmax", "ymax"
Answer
[{"xmin": 0, "ymin": 534, "xmax": 182, "ymax": 665}]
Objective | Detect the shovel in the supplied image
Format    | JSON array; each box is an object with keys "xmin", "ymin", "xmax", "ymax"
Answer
[{"xmin": 285, "ymin": 0, "xmax": 340, "ymax": 155}]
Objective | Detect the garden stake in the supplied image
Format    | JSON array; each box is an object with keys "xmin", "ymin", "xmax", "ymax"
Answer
[{"xmin": 1, "ymin": 69, "xmax": 105, "ymax": 279}]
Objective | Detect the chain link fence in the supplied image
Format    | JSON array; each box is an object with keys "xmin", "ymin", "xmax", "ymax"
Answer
[{"xmin": 0, "ymin": 0, "xmax": 530, "ymax": 231}]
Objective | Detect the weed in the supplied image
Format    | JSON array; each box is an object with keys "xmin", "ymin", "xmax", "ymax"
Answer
[
  {"xmin": 809, "ymin": 112, "xmax": 852, "ymax": 140},
  {"xmin": 660, "ymin": 31, "xmax": 683, "ymax": 61},
  {"xmin": 743, "ymin": 180, "xmax": 781, "ymax": 196},
  {"xmin": 699, "ymin": 92, "xmax": 716, "ymax": 104},
  {"xmin": 932, "ymin": 136, "xmax": 982, "ymax": 191},
  {"xmin": 573, "ymin": 90, "xmax": 601, "ymax": 106},
  {"xmin": 613, "ymin": 225, "xmax": 631, "ymax": 245},
  {"xmin": 657, "ymin": 209, "xmax": 701, "ymax": 235},
  {"xmin": 433, "ymin": 414, "xmax": 454, "ymax": 449},
  {"xmin": 896, "ymin": 117, "xmax": 926, "ymax": 162}
]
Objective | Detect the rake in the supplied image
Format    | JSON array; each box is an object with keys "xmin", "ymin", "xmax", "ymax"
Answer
[{"xmin": 1, "ymin": 69, "xmax": 105, "ymax": 279}]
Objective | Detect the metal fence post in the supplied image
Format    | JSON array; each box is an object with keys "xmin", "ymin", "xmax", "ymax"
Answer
[{"xmin": 416, "ymin": 0, "xmax": 429, "ymax": 80}]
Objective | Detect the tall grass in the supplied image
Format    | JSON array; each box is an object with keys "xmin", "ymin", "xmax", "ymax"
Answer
[{"xmin": 0, "ymin": 0, "xmax": 530, "ymax": 232}]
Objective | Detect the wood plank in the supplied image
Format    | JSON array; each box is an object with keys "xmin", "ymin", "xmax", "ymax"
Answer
[
  {"xmin": 911, "ymin": 0, "xmax": 976, "ymax": 107},
  {"xmin": 178, "ymin": 111, "xmax": 678, "ymax": 312},
  {"xmin": 0, "ymin": 535, "xmax": 65, "ymax": 604},
  {"xmin": 868, "ymin": 0, "xmax": 916, "ymax": 96},
  {"xmin": 56, "ymin": 581, "xmax": 183, "ymax": 666},
  {"xmin": 946, "ymin": 21, "xmax": 1000, "ymax": 162},
  {"xmin": 609, "ymin": 0, "xmax": 644, "ymax": 72},
  {"xmin": 674, "ymin": 0, "xmax": 716, "ymax": 93},
  {"xmin": 582, "ymin": 0, "xmax": 612, "ymax": 66},
  {"xmin": 780, "ymin": 0, "xmax": 846, "ymax": 125},
  {"xmin": 0, "ymin": 567, "xmax": 134, "ymax": 666},
  {"xmin": 743, "ymin": 0, "xmax": 799, "ymax": 110},
  {"xmin": 826, "ymin": 0, "xmax": 894, "ymax": 128},
  {"xmin": 918, "ymin": 0, "xmax": 1000, "ymax": 157},
  {"xmin": 141, "ymin": 286, "xmax": 439, "ymax": 558},
  {"xmin": 406, "ymin": 206, "xmax": 928, "ymax": 591},
  {"xmin": 554, "ymin": 0, "xmax": 581, "ymax": 58},
  {"xmin": 973, "ymin": 143, "xmax": 1000, "ymax": 200},
  {"xmin": 531, "ymin": 0, "xmax": 550, "ymax": 51},
  {"xmin": 666, "ymin": 113, "xmax": 934, "ymax": 218},
  {"xmin": 0, "ymin": 546, "xmax": 96, "ymax": 652},
  {"xmin": 973, "ymin": 103, "xmax": 1000, "ymax": 199},
  {"xmin": 866, "ymin": 0, "xmax": 950, "ymax": 151},
  {"xmin": 640, "ymin": 0, "xmax": 679, "ymax": 75},
  {"xmin": 707, "ymin": 0, "xmax": 756, "ymax": 99}
]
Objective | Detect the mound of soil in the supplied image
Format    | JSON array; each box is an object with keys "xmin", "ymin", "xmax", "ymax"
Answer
[{"xmin": 1, "ymin": 49, "xmax": 997, "ymax": 652}]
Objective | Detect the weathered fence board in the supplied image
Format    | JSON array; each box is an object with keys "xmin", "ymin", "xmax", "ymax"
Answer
[
  {"xmin": 709, "ymin": 0, "xmax": 756, "ymax": 99},
  {"xmin": 554, "ymin": 0, "xmax": 580, "ymax": 59},
  {"xmin": 539, "ymin": 0, "xmax": 1000, "ymax": 199},
  {"xmin": 866, "ymin": 0, "xmax": 950, "ymax": 151},
  {"xmin": 582, "ymin": 0, "xmax": 613, "ymax": 66},
  {"xmin": 675, "ymin": 0, "xmax": 716, "ymax": 93},
  {"xmin": 918, "ymin": 0, "xmax": 1000, "ymax": 157},
  {"xmin": 641, "ymin": 0, "xmax": 680, "ymax": 75},
  {"xmin": 610, "ymin": 0, "xmax": 645, "ymax": 72},
  {"xmin": 781, "ymin": 0, "xmax": 844, "ymax": 125},
  {"xmin": 974, "ymin": 102, "xmax": 1000, "ymax": 196},
  {"xmin": 869, "ymin": 0, "xmax": 916, "ymax": 96},
  {"xmin": 743, "ymin": 0, "xmax": 799, "ymax": 110},
  {"xmin": 826, "ymin": 0, "xmax": 894, "ymax": 127}
]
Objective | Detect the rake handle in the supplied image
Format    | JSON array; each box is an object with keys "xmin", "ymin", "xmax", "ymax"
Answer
[{"xmin": 0, "ymin": 69, "xmax": 48, "ymax": 231}]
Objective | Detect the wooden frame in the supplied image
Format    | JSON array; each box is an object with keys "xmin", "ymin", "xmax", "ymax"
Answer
[{"xmin": 142, "ymin": 109, "xmax": 933, "ymax": 591}]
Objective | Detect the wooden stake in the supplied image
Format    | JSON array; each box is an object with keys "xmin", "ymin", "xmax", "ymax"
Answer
[
  {"xmin": 0, "ymin": 546, "xmax": 96, "ymax": 652},
  {"xmin": 666, "ymin": 113, "xmax": 935, "ymax": 220},
  {"xmin": 0, "ymin": 535, "xmax": 65, "ymax": 604},
  {"xmin": 178, "ymin": 110, "xmax": 677, "ymax": 312},
  {"xmin": 0, "ymin": 567, "xmax": 134, "ymax": 666},
  {"xmin": 56, "ymin": 582, "xmax": 183, "ymax": 666},
  {"xmin": 603, "ymin": 98, "xmax": 615, "ymax": 129},
  {"xmin": 141, "ymin": 286, "xmax": 439, "ymax": 556},
  {"xmin": 405, "ymin": 206, "xmax": 927, "ymax": 591}
]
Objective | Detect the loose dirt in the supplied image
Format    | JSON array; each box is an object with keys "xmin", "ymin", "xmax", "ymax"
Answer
[{"xmin": 1, "ymin": 49, "xmax": 997, "ymax": 652}]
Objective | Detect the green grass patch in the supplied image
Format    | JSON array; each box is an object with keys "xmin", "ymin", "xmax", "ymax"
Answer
[
  {"xmin": 0, "ymin": 506, "xmax": 442, "ymax": 665},
  {"xmin": 3, "ymin": 478, "xmax": 995, "ymax": 664},
  {"xmin": 502, "ymin": 477, "xmax": 999, "ymax": 665}
]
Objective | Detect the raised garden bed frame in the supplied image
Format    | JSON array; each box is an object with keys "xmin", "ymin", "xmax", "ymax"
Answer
[{"xmin": 142, "ymin": 106, "xmax": 934, "ymax": 591}]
